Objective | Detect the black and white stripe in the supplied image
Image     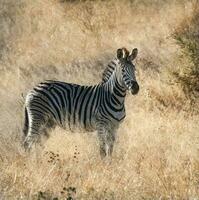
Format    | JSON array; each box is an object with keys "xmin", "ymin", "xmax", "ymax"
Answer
[{"xmin": 23, "ymin": 47, "xmax": 139, "ymax": 158}]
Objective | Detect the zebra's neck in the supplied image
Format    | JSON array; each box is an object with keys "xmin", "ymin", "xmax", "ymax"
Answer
[
  {"xmin": 103, "ymin": 67, "xmax": 127, "ymax": 107},
  {"xmin": 102, "ymin": 58, "xmax": 118, "ymax": 83}
]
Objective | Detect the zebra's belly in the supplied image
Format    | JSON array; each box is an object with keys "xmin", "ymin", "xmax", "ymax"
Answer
[{"xmin": 61, "ymin": 112, "xmax": 97, "ymax": 132}]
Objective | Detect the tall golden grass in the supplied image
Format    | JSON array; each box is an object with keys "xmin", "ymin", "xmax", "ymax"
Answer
[{"xmin": 0, "ymin": 0, "xmax": 198, "ymax": 199}]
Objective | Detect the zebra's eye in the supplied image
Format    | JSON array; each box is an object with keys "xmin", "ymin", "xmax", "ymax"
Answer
[{"xmin": 122, "ymin": 68, "xmax": 125, "ymax": 73}]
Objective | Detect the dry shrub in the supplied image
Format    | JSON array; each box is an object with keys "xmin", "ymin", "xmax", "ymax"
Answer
[
  {"xmin": 172, "ymin": 1, "xmax": 199, "ymax": 105},
  {"xmin": 0, "ymin": 0, "xmax": 199, "ymax": 199}
]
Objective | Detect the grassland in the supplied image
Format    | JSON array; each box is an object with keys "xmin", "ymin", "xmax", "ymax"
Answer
[{"xmin": 0, "ymin": 0, "xmax": 198, "ymax": 199}]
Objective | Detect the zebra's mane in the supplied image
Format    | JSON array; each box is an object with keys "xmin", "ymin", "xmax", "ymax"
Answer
[{"xmin": 102, "ymin": 58, "xmax": 118, "ymax": 83}]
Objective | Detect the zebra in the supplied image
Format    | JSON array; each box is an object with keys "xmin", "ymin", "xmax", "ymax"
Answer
[{"xmin": 23, "ymin": 47, "xmax": 139, "ymax": 158}]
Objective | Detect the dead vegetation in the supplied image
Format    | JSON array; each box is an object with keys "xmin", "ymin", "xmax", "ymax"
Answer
[
  {"xmin": 0, "ymin": 0, "xmax": 198, "ymax": 199},
  {"xmin": 172, "ymin": 1, "xmax": 199, "ymax": 107}
]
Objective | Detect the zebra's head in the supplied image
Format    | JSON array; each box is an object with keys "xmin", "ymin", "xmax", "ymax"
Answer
[{"xmin": 117, "ymin": 47, "xmax": 139, "ymax": 95}]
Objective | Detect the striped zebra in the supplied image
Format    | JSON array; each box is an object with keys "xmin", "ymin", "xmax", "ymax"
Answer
[{"xmin": 23, "ymin": 47, "xmax": 139, "ymax": 158}]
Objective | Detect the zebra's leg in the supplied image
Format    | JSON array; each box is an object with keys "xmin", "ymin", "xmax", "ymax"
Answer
[
  {"xmin": 23, "ymin": 110, "xmax": 46, "ymax": 151},
  {"xmin": 23, "ymin": 133, "xmax": 39, "ymax": 151},
  {"xmin": 97, "ymin": 129, "xmax": 107, "ymax": 158},
  {"xmin": 97, "ymin": 126, "xmax": 116, "ymax": 158},
  {"xmin": 23, "ymin": 107, "xmax": 29, "ymax": 141},
  {"xmin": 106, "ymin": 130, "xmax": 116, "ymax": 156}
]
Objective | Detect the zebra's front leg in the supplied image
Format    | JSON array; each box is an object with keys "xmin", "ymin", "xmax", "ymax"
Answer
[
  {"xmin": 97, "ymin": 126, "xmax": 116, "ymax": 158},
  {"xmin": 106, "ymin": 130, "xmax": 115, "ymax": 156},
  {"xmin": 97, "ymin": 131, "xmax": 106, "ymax": 158}
]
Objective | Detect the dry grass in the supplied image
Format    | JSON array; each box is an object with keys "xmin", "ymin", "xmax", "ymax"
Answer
[{"xmin": 0, "ymin": 0, "xmax": 199, "ymax": 199}]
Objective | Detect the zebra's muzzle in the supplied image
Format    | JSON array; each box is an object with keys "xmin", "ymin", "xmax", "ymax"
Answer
[{"xmin": 131, "ymin": 81, "xmax": 139, "ymax": 95}]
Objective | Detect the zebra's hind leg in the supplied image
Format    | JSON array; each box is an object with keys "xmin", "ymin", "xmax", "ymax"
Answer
[
  {"xmin": 23, "ymin": 133, "xmax": 40, "ymax": 152},
  {"xmin": 23, "ymin": 111, "xmax": 46, "ymax": 152},
  {"xmin": 23, "ymin": 107, "xmax": 29, "ymax": 139}
]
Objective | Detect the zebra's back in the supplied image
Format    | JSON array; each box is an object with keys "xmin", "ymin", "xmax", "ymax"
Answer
[{"xmin": 25, "ymin": 80, "xmax": 102, "ymax": 131}]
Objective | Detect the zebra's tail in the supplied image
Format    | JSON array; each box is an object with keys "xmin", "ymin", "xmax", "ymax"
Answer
[{"xmin": 23, "ymin": 106, "xmax": 29, "ymax": 137}]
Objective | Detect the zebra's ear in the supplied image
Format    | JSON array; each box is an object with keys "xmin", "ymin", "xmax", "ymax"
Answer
[
  {"xmin": 117, "ymin": 48, "xmax": 123, "ymax": 60},
  {"xmin": 130, "ymin": 48, "xmax": 138, "ymax": 60},
  {"xmin": 117, "ymin": 48, "xmax": 129, "ymax": 60}
]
